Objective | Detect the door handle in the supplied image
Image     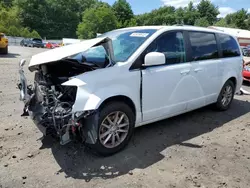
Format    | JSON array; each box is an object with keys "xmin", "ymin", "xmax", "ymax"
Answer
[
  {"xmin": 194, "ymin": 68, "xmax": 203, "ymax": 72},
  {"xmin": 180, "ymin": 70, "xmax": 190, "ymax": 75}
]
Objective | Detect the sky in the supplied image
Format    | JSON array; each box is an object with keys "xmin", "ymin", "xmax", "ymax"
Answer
[{"xmin": 102, "ymin": 0, "xmax": 250, "ymax": 17}]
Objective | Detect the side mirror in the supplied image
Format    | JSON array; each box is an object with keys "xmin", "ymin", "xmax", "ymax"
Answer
[
  {"xmin": 19, "ymin": 59, "xmax": 26, "ymax": 67},
  {"xmin": 144, "ymin": 52, "xmax": 165, "ymax": 67}
]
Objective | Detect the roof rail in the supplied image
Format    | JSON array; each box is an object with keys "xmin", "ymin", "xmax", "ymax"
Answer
[{"xmin": 172, "ymin": 24, "xmax": 196, "ymax": 27}]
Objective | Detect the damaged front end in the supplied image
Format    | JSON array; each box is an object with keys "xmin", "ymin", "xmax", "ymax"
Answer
[
  {"xmin": 18, "ymin": 60, "xmax": 89, "ymax": 145},
  {"xmin": 17, "ymin": 37, "xmax": 114, "ymax": 145}
]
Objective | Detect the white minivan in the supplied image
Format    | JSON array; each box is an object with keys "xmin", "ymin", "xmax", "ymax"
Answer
[{"xmin": 18, "ymin": 25, "xmax": 243, "ymax": 156}]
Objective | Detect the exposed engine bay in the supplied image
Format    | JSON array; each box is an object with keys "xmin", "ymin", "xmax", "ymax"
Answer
[
  {"xmin": 19, "ymin": 58, "xmax": 105, "ymax": 144},
  {"xmin": 18, "ymin": 37, "xmax": 115, "ymax": 145}
]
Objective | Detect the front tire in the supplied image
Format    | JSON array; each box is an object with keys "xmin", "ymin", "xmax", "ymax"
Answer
[
  {"xmin": 215, "ymin": 80, "xmax": 235, "ymax": 111},
  {"xmin": 87, "ymin": 102, "xmax": 135, "ymax": 156}
]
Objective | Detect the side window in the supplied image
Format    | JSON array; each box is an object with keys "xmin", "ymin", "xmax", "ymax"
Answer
[
  {"xmin": 189, "ymin": 32, "xmax": 219, "ymax": 61},
  {"xmin": 218, "ymin": 34, "xmax": 241, "ymax": 58},
  {"xmin": 145, "ymin": 31, "xmax": 186, "ymax": 64}
]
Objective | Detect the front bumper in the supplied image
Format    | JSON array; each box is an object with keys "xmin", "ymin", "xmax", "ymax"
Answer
[{"xmin": 17, "ymin": 59, "xmax": 98, "ymax": 145}]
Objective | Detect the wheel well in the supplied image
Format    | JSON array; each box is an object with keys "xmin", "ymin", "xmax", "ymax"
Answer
[
  {"xmin": 99, "ymin": 95, "xmax": 136, "ymax": 116},
  {"xmin": 228, "ymin": 77, "xmax": 237, "ymax": 87}
]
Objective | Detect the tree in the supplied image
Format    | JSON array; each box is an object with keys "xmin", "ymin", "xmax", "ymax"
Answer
[
  {"xmin": 20, "ymin": 28, "xmax": 32, "ymax": 37},
  {"xmin": 197, "ymin": 0, "xmax": 219, "ymax": 25},
  {"xmin": 0, "ymin": 0, "xmax": 14, "ymax": 7},
  {"xmin": 234, "ymin": 9, "xmax": 248, "ymax": 29},
  {"xmin": 183, "ymin": 2, "xmax": 199, "ymax": 25},
  {"xmin": 195, "ymin": 17, "xmax": 210, "ymax": 27},
  {"xmin": 73, "ymin": 0, "xmax": 97, "ymax": 19},
  {"xmin": 136, "ymin": 6, "xmax": 176, "ymax": 26},
  {"xmin": 0, "ymin": 4, "xmax": 41, "ymax": 37},
  {"xmin": 123, "ymin": 18, "xmax": 137, "ymax": 27},
  {"xmin": 214, "ymin": 18, "xmax": 228, "ymax": 27},
  {"xmin": 112, "ymin": 0, "xmax": 134, "ymax": 28},
  {"xmin": 224, "ymin": 9, "xmax": 250, "ymax": 29},
  {"xmin": 214, "ymin": 18, "xmax": 236, "ymax": 28},
  {"xmin": 30, "ymin": 30, "xmax": 41, "ymax": 38},
  {"xmin": 15, "ymin": 0, "xmax": 96, "ymax": 39},
  {"xmin": 77, "ymin": 6, "xmax": 118, "ymax": 39},
  {"xmin": 175, "ymin": 7, "xmax": 185, "ymax": 24},
  {"xmin": 8, "ymin": 26, "xmax": 19, "ymax": 36}
]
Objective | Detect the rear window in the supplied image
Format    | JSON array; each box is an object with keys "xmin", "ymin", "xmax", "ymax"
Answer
[
  {"xmin": 218, "ymin": 34, "xmax": 240, "ymax": 58},
  {"xmin": 189, "ymin": 32, "xmax": 219, "ymax": 61},
  {"xmin": 33, "ymin": 38, "xmax": 42, "ymax": 43}
]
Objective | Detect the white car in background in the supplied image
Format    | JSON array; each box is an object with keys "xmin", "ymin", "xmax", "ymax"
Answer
[
  {"xmin": 62, "ymin": 38, "xmax": 81, "ymax": 46},
  {"xmin": 18, "ymin": 25, "xmax": 243, "ymax": 156}
]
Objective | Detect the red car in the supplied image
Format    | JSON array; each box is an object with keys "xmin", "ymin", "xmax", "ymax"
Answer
[
  {"xmin": 46, "ymin": 42, "xmax": 59, "ymax": 49},
  {"xmin": 243, "ymin": 58, "xmax": 250, "ymax": 82},
  {"xmin": 243, "ymin": 68, "xmax": 250, "ymax": 82}
]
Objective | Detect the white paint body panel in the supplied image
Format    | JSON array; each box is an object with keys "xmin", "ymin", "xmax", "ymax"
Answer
[
  {"xmin": 63, "ymin": 64, "xmax": 142, "ymax": 124},
  {"xmin": 142, "ymin": 63, "xmax": 192, "ymax": 122},
  {"xmin": 30, "ymin": 25, "xmax": 243, "ymax": 128}
]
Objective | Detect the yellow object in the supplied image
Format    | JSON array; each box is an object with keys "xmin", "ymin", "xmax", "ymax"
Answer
[
  {"xmin": 59, "ymin": 42, "xmax": 64, "ymax": 46},
  {"xmin": 0, "ymin": 33, "xmax": 8, "ymax": 54}
]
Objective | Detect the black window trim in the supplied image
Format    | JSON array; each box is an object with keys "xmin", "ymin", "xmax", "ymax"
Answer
[
  {"xmin": 130, "ymin": 29, "xmax": 242, "ymax": 71},
  {"xmin": 129, "ymin": 29, "xmax": 189, "ymax": 70},
  {"xmin": 186, "ymin": 30, "xmax": 220, "ymax": 62},
  {"xmin": 215, "ymin": 33, "xmax": 223, "ymax": 58}
]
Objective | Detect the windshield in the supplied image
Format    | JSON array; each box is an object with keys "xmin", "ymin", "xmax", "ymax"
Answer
[{"xmin": 72, "ymin": 28, "xmax": 157, "ymax": 63}]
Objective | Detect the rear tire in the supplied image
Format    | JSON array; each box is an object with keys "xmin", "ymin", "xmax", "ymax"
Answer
[
  {"xmin": 1, "ymin": 46, "xmax": 8, "ymax": 54},
  {"xmin": 3, "ymin": 46, "xmax": 8, "ymax": 54},
  {"xmin": 215, "ymin": 80, "xmax": 235, "ymax": 111},
  {"xmin": 87, "ymin": 102, "xmax": 135, "ymax": 156}
]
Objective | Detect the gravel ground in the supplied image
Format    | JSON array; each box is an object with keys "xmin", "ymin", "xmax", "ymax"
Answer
[{"xmin": 1, "ymin": 46, "xmax": 250, "ymax": 188}]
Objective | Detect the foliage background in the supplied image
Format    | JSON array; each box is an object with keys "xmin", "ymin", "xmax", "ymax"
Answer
[{"xmin": 0, "ymin": 0, "xmax": 249, "ymax": 39}]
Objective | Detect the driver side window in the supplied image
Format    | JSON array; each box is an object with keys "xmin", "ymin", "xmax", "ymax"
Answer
[{"xmin": 145, "ymin": 31, "xmax": 186, "ymax": 65}]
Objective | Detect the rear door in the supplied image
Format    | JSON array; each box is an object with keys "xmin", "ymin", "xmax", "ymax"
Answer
[{"xmin": 187, "ymin": 31, "xmax": 222, "ymax": 109}]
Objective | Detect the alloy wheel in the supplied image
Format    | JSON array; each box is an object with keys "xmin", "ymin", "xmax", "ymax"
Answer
[
  {"xmin": 221, "ymin": 85, "xmax": 233, "ymax": 107},
  {"xmin": 99, "ymin": 111, "xmax": 130, "ymax": 149}
]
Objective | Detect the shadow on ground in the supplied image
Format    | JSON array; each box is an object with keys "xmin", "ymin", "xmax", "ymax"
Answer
[
  {"xmin": 243, "ymin": 81, "xmax": 250, "ymax": 87},
  {"xmin": 40, "ymin": 99, "xmax": 250, "ymax": 182},
  {"xmin": 0, "ymin": 53, "xmax": 20, "ymax": 58}
]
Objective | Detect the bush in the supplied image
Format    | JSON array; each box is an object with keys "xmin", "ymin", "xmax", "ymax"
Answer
[
  {"xmin": 8, "ymin": 26, "xmax": 20, "ymax": 36},
  {"xmin": 30, "ymin": 30, "xmax": 41, "ymax": 38}
]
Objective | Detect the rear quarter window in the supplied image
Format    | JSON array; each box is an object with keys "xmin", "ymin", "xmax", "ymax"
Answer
[
  {"xmin": 189, "ymin": 32, "xmax": 219, "ymax": 61},
  {"xmin": 218, "ymin": 34, "xmax": 240, "ymax": 58},
  {"xmin": 33, "ymin": 38, "xmax": 42, "ymax": 43}
]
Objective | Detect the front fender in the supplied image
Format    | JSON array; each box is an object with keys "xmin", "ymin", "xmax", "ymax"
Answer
[
  {"xmin": 62, "ymin": 65, "xmax": 141, "ymax": 123},
  {"xmin": 72, "ymin": 84, "xmax": 136, "ymax": 112}
]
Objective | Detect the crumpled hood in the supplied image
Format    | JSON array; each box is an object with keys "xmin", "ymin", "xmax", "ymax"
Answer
[{"xmin": 28, "ymin": 37, "xmax": 114, "ymax": 71}]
